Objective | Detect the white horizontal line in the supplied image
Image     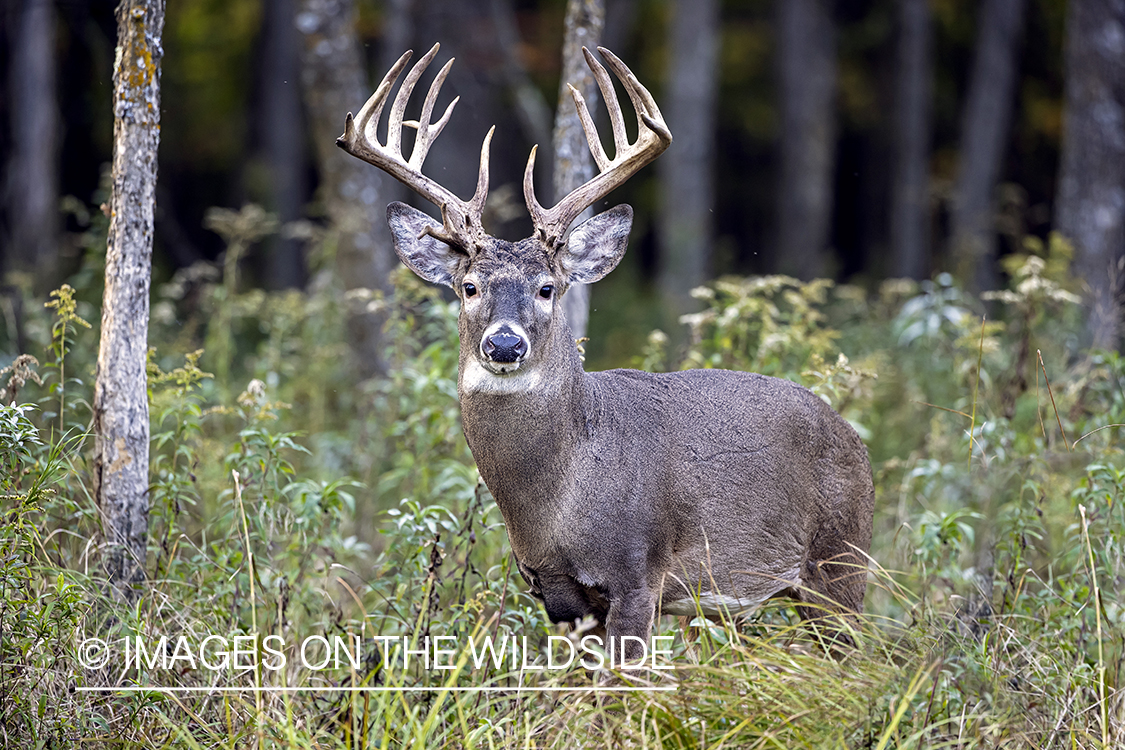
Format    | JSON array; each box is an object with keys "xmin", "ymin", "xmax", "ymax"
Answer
[{"xmin": 76, "ymin": 686, "xmax": 675, "ymax": 693}]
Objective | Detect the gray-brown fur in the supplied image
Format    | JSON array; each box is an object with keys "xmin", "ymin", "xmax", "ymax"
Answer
[{"xmin": 387, "ymin": 201, "xmax": 875, "ymax": 660}]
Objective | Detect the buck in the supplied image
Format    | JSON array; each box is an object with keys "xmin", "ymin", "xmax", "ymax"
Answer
[{"xmin": 338, "ymin": 44, "xmax": 875, "ymax": 662}]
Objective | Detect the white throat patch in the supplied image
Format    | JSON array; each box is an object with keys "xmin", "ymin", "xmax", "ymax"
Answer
[{"xmin": 460, "ymin": 360, "xmax": 542, "ymax": 395}]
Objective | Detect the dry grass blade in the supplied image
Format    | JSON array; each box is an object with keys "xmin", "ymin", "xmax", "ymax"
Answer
[
  {"xmin": 1037, "ymin": 349, "xmax": 1070, "ymax": 451},
  {"xmin": 913, "ymin": 400, "xmax": 972, "ymax": 420},
  {"xmin": 1071, "ymin": 423, "xmax": 1125, "ymax": 450}
]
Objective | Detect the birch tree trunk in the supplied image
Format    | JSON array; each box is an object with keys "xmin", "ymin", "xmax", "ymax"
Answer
[
  {"xmin": 93, "ymin": 0, "xmax": 165, "ymax": 594},
  {"xmin": 5, "ymin": 0, "xmax": 60, "ymax": 286},
  {"xmin": 658, "ymin": 0, "xmax": 719, "ymax": 319},
  {"xmin": 889, "ymin": 0, "xmax": 932, "ymax": 280},
  {"xmin": 296, "ymin": 0, "xmax": 400, "ymax": 377},
  {"xmin": 949, "ymin": 0, "xmax": 1026, "ymax": 294},
  {"xmin": 1055, "ymin": 0, "xmax": 1125, "ymax": 351},
  {"xmin": 776, "ymin": 0, "xmax": 837, "ymax": 280},
  {"xmin": 553, "ymin": 0, "xmax": 605, "ymax": 341}
]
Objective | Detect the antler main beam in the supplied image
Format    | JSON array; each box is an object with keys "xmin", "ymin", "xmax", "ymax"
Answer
[
  {"xmin": 524, "ymin": 47, "xmax": 672, "ymax": 251},
  {"xmin": 336, "ymin": 43, "xmax": 493, "ymax": 253}
]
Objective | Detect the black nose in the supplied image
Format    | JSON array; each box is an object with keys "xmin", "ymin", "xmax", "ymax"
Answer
[{"xmin": 483, "ymin": 331, "xmax": 527, "ymax": 363}]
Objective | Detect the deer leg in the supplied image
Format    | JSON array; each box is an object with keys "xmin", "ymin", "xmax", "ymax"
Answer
[
  {"xmin": 796, "ymin": 542, "xmax": 866, "ymax": 649},
  {"xmin": 605, "ymin": 587, "xmax": 658, "ymax": 669}
]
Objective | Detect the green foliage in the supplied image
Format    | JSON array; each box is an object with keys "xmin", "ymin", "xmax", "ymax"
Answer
[
  {"xmin": 634, "ymin": 328, "xmax": 670, "ymax": 373},
  {"xmin": 679, "ymin": 275, "xmax": 840, "ymax": 379},
  {"xmin": 1, "ymin": 208, "xmax": 1123, "ymax": 746},
  {"xmin": 0, "ymin": 400, "xmax": 89, "ymax": 743},
  {"xmin": 41, "ymin": 284, "xmax": 93, "ymax": 433},
  {"xmin": 202, "ymin": 204, "xmax": 281, "ymax": 389}
]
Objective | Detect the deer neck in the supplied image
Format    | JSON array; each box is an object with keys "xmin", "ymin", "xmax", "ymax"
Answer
[{"xmin": 457, "ymin": 322, "xmax": 596, "ymax": 513}]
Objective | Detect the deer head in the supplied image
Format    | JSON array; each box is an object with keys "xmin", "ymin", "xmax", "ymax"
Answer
[{"xmin": 336, "ymin": 44, "xmax": 671, "ymax": 390}]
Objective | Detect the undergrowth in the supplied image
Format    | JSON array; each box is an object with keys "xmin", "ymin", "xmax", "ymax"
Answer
[{"xmin": 0, "ymin": 209, "xmax": 1121, "ymax": 747}]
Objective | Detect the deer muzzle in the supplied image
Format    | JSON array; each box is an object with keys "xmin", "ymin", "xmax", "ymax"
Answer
[{"xmin": 481, "ymin": 327, "xmax": 528, "ymax": 367}]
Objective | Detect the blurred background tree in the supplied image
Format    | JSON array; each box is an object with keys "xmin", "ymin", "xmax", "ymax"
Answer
[
  {"xmin": 1055, "ymin": 0, "xmax": 1125, "ymax": 350},
  {"xmin": 948, "ymin": 0, "xmax": 1026, "ymax": 294},
  {"xmin": 0, "ymin": 0, "xmax": 1121, "ymax": 363}
]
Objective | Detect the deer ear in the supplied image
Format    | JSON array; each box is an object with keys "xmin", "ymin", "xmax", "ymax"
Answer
[
  {"xmin": 559, "ymin": 205, "xmax": 633, "ymax": 284},
  {"xmin": 387, "ymin": 202, "xmax": 463, "ymax": 287}
]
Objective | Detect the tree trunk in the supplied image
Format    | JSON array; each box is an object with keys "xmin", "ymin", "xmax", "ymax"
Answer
[
  {"xmin": 949, "ymin": 0, "xmax": 1026, "ymax": 294},
  {"xmin": 259, "ymin": 0, "xmax": 307, "ymax": 290},
  {"xmin": 889, "ymin": 0, "xmax": 932, "ymax": 280},
  {"xmin": 93, "ymin": 0, "xmax": 165, "ymax": 595},
  {"xmin": 379, "ymin": 0, "xmax": 414, "ymax": 73},
  {"xmin": 416, "ymin": 1, "xmax": 512, "ymax": 234},
  {"xmin": 657, "ymin": 0, "xmax": 719, "ymax": 320},
  {"xmin": 5, "ymin": 0, "xmax": 60, "ymax": 287},
  {"xmin": 602, "ymin": 0, "xmax": 637, "ymax": 56},
  {"xmin": 553, "ymin": 0, "xmax": 605, "ymax": 342},
  {"xmin": 1055, "ymin": 0, "xmax": 1125, "ymax": 351},
  {"xmin": 296, "ymin": 0, "xmax": 400, "ymax": 377},
  {"xmin": 491, "ymin": 0, "xmax": 553, "ymax": 159},
  {"xmin": 776, "ymin": 0, "xmax": 837, "ymax": 280}
]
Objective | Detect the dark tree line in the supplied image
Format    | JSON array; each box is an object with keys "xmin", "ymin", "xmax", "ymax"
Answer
[{"xmin": 1, "ymin": 0, "xmax": 1123, "ymax": 354}]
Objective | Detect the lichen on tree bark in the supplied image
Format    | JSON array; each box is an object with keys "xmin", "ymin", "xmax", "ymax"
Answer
[{"xmin": 93, "ymin": 0, "xmax": 165, "ymax": 595}]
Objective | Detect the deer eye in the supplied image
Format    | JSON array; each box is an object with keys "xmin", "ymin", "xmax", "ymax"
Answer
[
  {"xmin": 463, "ymin": 282, "xmax": 477, "ymax": 298},
  {"xmin": 538, "ymin": 284, "xmax": 554, "ymax": 300}
]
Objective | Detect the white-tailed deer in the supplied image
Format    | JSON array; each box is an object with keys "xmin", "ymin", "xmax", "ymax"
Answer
[{"xmin": 338, "ymin": 44, "xmax": 874, "ymax": 662}]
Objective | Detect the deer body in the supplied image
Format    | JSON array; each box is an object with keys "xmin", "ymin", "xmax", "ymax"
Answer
[
  {"xmin": 344, "ymin": 44, "xmax": 874, "ymax": 658},
  {"xmin": 464, "ymin": 364, "xmax": 873, "ymax": 633}
]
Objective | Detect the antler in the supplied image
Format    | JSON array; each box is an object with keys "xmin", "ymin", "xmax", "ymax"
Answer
[
  {"xmin": 524, "ymin": 47, "xmax": 672, "ymax": 251},
  {"xmin": 336, "ymin": 43, "xmax": 493, "ymax": 253}
]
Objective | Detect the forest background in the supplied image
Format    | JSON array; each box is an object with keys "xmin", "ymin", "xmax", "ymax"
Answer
[
  {"xmin": 1, "ymin": 0, "xmax": 1125, "ymax": 747},
  {"xmin": 5, "ymin": 0, "xmax": 1121, "ymax": 358}
]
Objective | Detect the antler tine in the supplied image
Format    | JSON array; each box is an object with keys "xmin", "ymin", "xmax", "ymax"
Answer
[
  {"xmin": 352, "ymin": 49, "xmax": 412, "ymax": 146},
  {"xmin": 598, "ymin": 47, "xmax": 672, "ymax": 143},
  {"xmin": 523, "ymin": 143, "xmax": 544, "ymax": 213},
  {"xmin": 337, "ymin": 43, "xmax": 493, "ymax": 253},
  {"xmin": 582, "ymin": 48, "xmax": 628, "ymax": 161},
  {"xmin": 387, "ymin": 44, "xmax": 440, "ymax": 157},
  {"xmin": 410, "ymin": 58, "xmax": 456, "ymax": 168},
  {"xmin": 524, "ymin": 47, "xmax": 672, "ymax": 251},
  {"xmin": 469, "ymin": 126, "xmax": 495, "ymax": 214},
  {"xmin": 567, "ymin": 84, "xmax": 611, "ymax": 172},
  {"xmin": 419, "ymin": 96, "xmax": 458, "ymax": 161}
]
